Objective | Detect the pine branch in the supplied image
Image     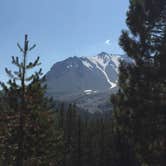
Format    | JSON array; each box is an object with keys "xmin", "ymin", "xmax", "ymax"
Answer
[
  {"xmin": 14, "ymin": 70, "xmax": 22, "ymax": 79},
  {"xmin": 12, "ymin": 56, "xmax": 22, "ymax": 68},
  {"xmin": 25, "ymin": 68, "xmax": 42, "ymax": 82},
  {"xmin": 0, "ymin": 81, "xmax": 8, "ymax": 92},
  {"xmin": 25, "ymin": 75, "xmax": 34, "ymax": 82},
  {"xmin": 38, "ymin": 68, "xmax": 43, "ymax": 76},
  {"xmin": 26, "ymin": 57, "xmax": 41, "ymax": 69},
  {"xmin": 17, "ymin": 43, "xmax": 23, "ymax": 52},
  {"xmin": 29, "ymin": 44, "xmax": 36, "ymax": 51},
  {"xmin": 8, "ymin": 79, "xmax": 19, "ymax": 89},
  {"xmin": 5, "ymin": 68, "xmax": 15, "ymax": 79}
]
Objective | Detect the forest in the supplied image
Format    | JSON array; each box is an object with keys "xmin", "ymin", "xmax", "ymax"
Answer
[{"xmin": 0, "ymin": 0, "xmax": 166, "ymax": 165}]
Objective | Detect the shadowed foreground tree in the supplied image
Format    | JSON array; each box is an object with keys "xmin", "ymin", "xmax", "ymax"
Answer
[
  {"xmin": 111, "ymin": 0, "xmax": 166, "ymax": 165},
  {"xmin": 0, "ymin": 35, "xmax": 63, "ymax": 166}
]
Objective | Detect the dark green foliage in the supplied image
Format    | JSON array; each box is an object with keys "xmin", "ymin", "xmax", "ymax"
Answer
[
  {"xmin": 0, "ymin": 35, "xmax": 63, "ymax": 166},
  {"xmin": 111, "ymin": 0, "xmax": 166, "ymax": 165},
  {"xmin": 55, "ymin": 107, "xmax": 118, "ymax": 166}
]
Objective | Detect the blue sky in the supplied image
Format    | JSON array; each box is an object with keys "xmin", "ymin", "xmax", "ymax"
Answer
[{"xmin": 0, "ymin": 0, "xmax": 129, "ymax": 82}]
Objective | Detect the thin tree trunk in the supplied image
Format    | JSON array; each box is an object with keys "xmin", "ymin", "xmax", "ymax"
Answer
[{"xmin": 16, "ymin": 35, "xmax": 28, "ymax": 166}]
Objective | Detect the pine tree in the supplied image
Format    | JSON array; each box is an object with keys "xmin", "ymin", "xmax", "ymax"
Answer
[
  {"xmin": 111, "ymin": 0, "xmax": 166, "ymax": 165},
  {"xmin": 76, "ymin": 115, "xmax": 82, "ymax": 166},
  {"xmin": 0, "ymin": 35, "xmax": 63, "ymax": 166}
]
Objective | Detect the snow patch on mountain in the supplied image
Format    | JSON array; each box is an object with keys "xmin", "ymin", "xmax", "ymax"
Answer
[
  {"xmin": 67, "ymin": 65, "xmax": 73, "ymax": 68},
  {"xmin": 81, "ymin": 60, "xmax": 93, "ymax": 69},
  {"xmin": 84, "ymin": 90, "xmax": 97, "ymax": 95},
  {"xmin": 110, "ymin": 55, "xmax": 121, "ymax": 73},
  {"xmin": 85, "ymin": 53, "xmax": 118, "ymax": 88}
]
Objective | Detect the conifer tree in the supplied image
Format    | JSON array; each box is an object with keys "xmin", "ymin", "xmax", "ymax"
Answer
[
  {"xmin": 0, "ymin": 35, "xmax": 63, "ymax": 166},
  {"xmin": 76, "ymin": 115, "xmax": 82, "ymax": 166},
  {"xmin": 111, "ymin": 0, "xmax": 166, "ymax": 165}
]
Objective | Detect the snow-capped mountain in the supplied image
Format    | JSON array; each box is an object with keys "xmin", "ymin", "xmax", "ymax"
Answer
[{"xmin": 46, "ymin": 52, "xmax": 128, "ymax": 112}]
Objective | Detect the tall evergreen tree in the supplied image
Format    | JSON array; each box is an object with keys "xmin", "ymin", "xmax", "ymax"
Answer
[
  {"xmin": 111, "ymin": 0, "xmax": 166, "ymax": 165},
  {"xmin": 0, "ymin": 35, "xmax": 63, "ymax": 166}
]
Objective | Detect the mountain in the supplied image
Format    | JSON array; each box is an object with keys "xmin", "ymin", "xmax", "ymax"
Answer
[{"xmin": 46, "ymin": 52, "xmax": 129, "ymax": 112}]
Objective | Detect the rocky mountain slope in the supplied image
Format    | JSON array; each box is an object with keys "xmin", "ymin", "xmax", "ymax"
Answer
[{"xmin": 46, "ymin": 52, "xmax": 129, "ymax": 112}]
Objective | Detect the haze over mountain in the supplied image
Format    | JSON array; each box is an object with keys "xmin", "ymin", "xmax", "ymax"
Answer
[{"xmin": 46, "ymin": 52, "xmax": 129, "ymax": 112}]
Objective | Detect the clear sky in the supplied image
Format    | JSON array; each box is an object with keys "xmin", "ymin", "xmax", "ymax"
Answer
[{"xmin": 0, "ymin": 0, "xmax": 129, "ymax": 82}]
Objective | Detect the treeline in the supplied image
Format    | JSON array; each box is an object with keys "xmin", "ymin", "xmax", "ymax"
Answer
[
  {"xmin": 56, "ymin": 105, "xmax": 116, "ymax": 166},
  {"xmin": 0, "ymin": 0, "xmax": 166, "ymax": 165}
]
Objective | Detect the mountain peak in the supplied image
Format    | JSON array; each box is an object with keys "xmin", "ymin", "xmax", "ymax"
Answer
[
  {"xmin": 93, "ymin": 52, "xmax": 111, "ymax": 64},
  {"xmin": 97, "ymin": 52, "xmax": 109, "ymax": 57}
]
